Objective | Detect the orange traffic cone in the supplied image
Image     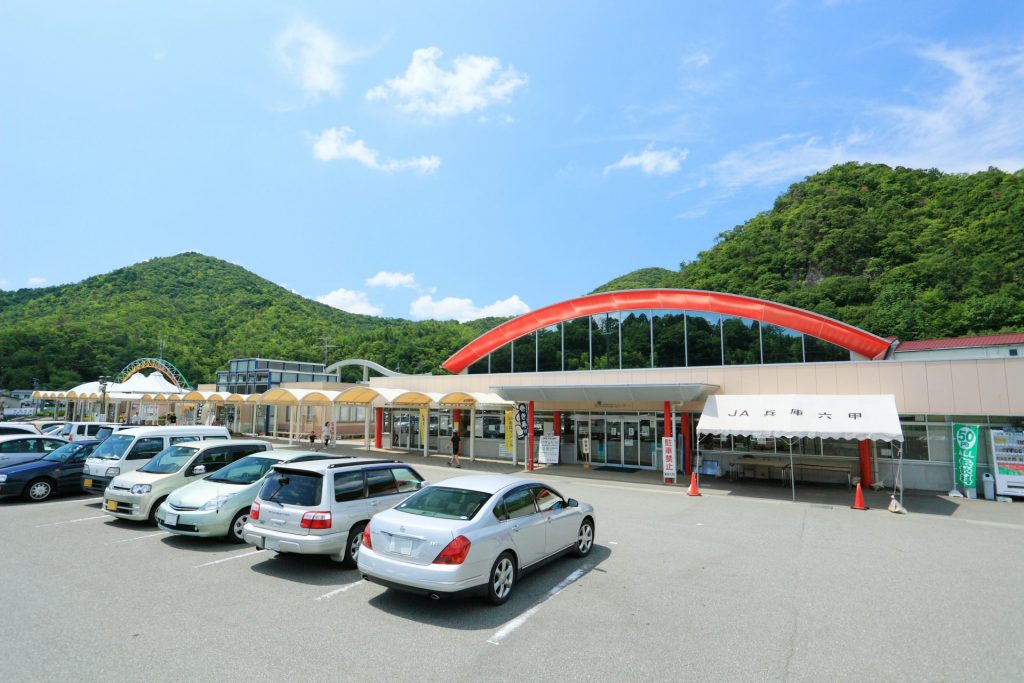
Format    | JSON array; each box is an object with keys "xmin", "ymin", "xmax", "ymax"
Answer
[
  {"xmin": 687, "ymin": 471, "xmax": 701, "ymax": 496},
  {"xmin": 851, "ymin": 483, "xmax": 869, "ymax": 510}
]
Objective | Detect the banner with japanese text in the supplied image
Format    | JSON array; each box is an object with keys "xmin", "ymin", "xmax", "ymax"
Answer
[{"xmin": 953, "ymin": 423, "xmax": 979, "ymax": 488}]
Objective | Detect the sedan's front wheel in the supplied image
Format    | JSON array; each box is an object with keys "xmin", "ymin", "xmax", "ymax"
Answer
[
  {"xmin": 228, "ymin": 510, "xmax": 249, "ymax": 543},
  {"xmin": 572, "ymin": 518, "xmax": 594, "ymax": 558},
  {"xmin": 24, "ymin": 478, "xmax": 54, "ymax": 502},
  {"xmin": 487, "ymin": 552, "xmax": 516, "ymax": 606}
]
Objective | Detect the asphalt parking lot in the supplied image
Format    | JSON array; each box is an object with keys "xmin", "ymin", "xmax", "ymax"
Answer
[{"xmin": 2, "ymin": 444, "xmax": 1023, "ymax": 682}]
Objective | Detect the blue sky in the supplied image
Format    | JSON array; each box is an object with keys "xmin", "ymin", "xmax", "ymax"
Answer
[{"xmin": 2, "ymin": 1, "xmax": 1023, "ymax": 321}]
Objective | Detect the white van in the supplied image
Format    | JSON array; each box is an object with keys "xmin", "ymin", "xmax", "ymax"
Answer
[
  {"xmin": 82, "ymin": 425, "xmax": 230, "ymax": 495},
  {"xmin": 103, "ymin": 439, "xmax": 272, "ymax": 523},
  {"xmin": 58, "ymin": 422, "xmax": 124, "ymax": 442}
]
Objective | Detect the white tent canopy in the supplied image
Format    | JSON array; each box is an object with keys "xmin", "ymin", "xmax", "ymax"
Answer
[{"xmin": 696, "ymin": 394, "xmax": 904, "ymax": 442}]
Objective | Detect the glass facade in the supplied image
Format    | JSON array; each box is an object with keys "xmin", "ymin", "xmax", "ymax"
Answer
[
  {"xmin": 216, "ymin": 358, "xmax": 339, "ymax": 394},
  {"xmin": 468, "ymin": 308, "xmax": 853, "ymax": 373}
]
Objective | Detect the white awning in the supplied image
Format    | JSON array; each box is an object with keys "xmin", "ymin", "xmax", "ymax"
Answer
[{"xmin": 696, "ymin": 394, "xmax": 903, "ymax": 442}]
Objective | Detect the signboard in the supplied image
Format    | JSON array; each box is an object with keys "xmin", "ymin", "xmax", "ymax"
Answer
[
  {"xmin": 538, "ymin": 435, "xmax": 560, "ymax": 465},
  {"xmin": 515, "ymin": 403, "xmax": 529, "ymax": 437},
  {"xmin": 504, "ymin": 410, "xmax": 514, "ymax": 452},
  {"xmin": 953, "ymin": 423, "xmax": 980, "ymax": 491},
  {"xmin": 662, "ymin": 437, "xmax": 676, "ymax": 484},
  {"xmin": 419, "ymin": 408, "xmax": 428, "ymax": 440},
  {"xmin": 990, "ymin": 428, "xmax": 1024, "ymax": 497}
]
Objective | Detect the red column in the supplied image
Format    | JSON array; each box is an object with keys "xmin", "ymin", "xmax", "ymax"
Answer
[
  {"xmin": 374, "ymin": 407, "xmax": 383, "ymax": 449},
  {"xmin": 681, "ymin": 412, "xmax": 692, "ymax": 475},
  {"xmin": 858, "ymin": 440, "xmax": 873, "ymax": 487},
  {"xmin": 553, "ymin": 411, "xmax": 561, "ymax": 436},
  {"xmin": 453, "ymin": 409, "xmax": 462, "ymax": 435},
  {"xmin": 527, "ymin": 400, "xmax": 535, "ymax": 471}
]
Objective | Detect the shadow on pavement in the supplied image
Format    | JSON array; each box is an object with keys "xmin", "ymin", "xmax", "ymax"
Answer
[
  {"xmin": 365, "ymin": 544, "xmax": 611, "ymax": 630},
  {"xmin": 159, "ymin": 534, "xmax": 241, "ymax": 554},
  {"xmin": 248, "ymin": 552, "xmax": 356, "ymax": 587}
]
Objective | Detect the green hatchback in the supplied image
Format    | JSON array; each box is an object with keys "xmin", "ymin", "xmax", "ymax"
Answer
[{"xmin": 156, "ymin": 450, "xmax": 330, "ymax": 542}]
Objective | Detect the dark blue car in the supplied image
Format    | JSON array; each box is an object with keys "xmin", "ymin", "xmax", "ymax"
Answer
[{"xmin": 0, "ymin": 440, "xmax": 101, "ymax": 502}]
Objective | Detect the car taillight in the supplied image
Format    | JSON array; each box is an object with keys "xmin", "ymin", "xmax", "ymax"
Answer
[
  {"xmin": 250, "ymin": 501, "xmax": 260, "ymax": 520},
  {"xmin": 433, "ymin": 535, "xmax": 471, "ymax": 565},
  {"xmin": 300, "ymin": 511, "xmax": 332, "ymax": 529},
  {"xmin": 362, "ymin": 522, "xmax": 372, "ymax": 549}
]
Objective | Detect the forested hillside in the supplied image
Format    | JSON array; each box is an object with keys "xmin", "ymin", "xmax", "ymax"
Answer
[
  {"xmin": 3, "ymin": 163, "xmax": 1022, "ymax": 391},
  {"xmin": 0, "ymin": 254, "xmax": 490, "ymax": 389},
  {"xmin": 595, "ymin": 163, "xmax": 1024, "ymax": 339}
]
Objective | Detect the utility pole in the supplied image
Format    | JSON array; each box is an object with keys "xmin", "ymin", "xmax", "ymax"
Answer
[{"xmin": 318, "ymin": 337, "xmax": 338, "ymax": 368}]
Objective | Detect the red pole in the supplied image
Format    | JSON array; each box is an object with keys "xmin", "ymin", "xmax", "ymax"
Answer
[
  {"xmin": 527, "ymin": 400, "xmax": 535, "ymax": 471},
  {"xmin": 374, "ymin": 407, "xmax": 383, "ymax": 449},
  {"xmin": 453, "ymin": 409, "xmax": 462, "ymax": 435},
  {"xmin": 858, "ymin": 440, "xmax": 873, "ymax": 487},
  {"xmin": 553, "ymin": 411, "xmax": 561, "ymax": 437},
  {"xmin": 681, "ymin": 412, "xmax": 692, "ymax": 475}
]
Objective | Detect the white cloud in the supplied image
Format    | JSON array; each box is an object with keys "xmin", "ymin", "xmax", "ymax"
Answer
[
  {"xmin": 316, "ymin": 288, "xmax": 383, "ymax": 316},
  {"xmin": 366, "ymin": 46, "xmax": 527, "ymax": 118},
  {"xmin": 409, "ymin": 294, "xmax": 530, "ymax": 322},
  {"xmin": 26, "ymin": 276, "xmax": 48, "ymax": 287},
  {"xmin": 707, "ymin": 43, "xmax": 1024, "ymax": 191},
  {"xmin": 604, "ymin": 146, "xmax": 688, "ymax": 175},
  {"xmin": 0, "ymin": 278, "xmax": 9, "ymax": 289},
  {"xmin": 366, "ymin": 271, "xmax": 417, "ymax": 289},
  {"xmin": 312, "ymin": 127, "xmax": 440, "ymax": 174},
  {"xmin": 680, "ymin": 51, "xmax": 710, "ymax": 69},
  {"xmin": 275, "ymin": 18, "xmax": 353, "ymax": 101}
]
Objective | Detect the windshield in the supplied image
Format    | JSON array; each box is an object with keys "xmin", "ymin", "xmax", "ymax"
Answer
[
  {"xmin": 137, "ymin": 445, "xmax": 197, "ymax": 474},
  {"xmin": 207, "ymin": 456, "xmax": 279, "ymax": 485},
  {"xmin": 43, "ymin": 442, "xmax": 89, "ymax": 463},
  {"xmin": 258, "ymin": 470, "xmax": 323, "ymax": 506},
  {"xmin": 89, "ymin": 434, "xmax": 133, "ymax": 460},
  {"xmin": 396, "ymin": 486, "xmax": 492, "ymax": 520}
]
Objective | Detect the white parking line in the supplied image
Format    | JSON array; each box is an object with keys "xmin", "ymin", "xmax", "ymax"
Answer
[
  {"xmin": 112, "ymin": 531, "xmax": 170, "ymax": 544},
  {"xmin": 315, "ymin": 580, "xmax": 366, "ymax": 602},
  {"xmin": 487, "ymin": 563, "xmax": 594, "ymax": 645},
  {"xmin": 35, "ymin": 514, "xmax": 108, "ymax": 528},
  {"xmin": 193, "ymin": 549, "xmax": 263, "ymax": 568},
  {"xmin": 43, "ymin": 496, "xmax": 104, "ymax": 506}
]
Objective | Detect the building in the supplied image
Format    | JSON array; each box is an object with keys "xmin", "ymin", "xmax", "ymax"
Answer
[
  {"xmin": 360, "ymin": 289, "xmax": 1024, "ymax": 494},
  {"xmin": 216, "ymin": 358, "xmax": 338, "ymax": 395}
]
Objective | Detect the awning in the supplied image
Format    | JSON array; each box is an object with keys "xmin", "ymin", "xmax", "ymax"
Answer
[
  {"xmin": 696, "ymin": 394, "xmax": 903, "ymax": 442},
  {"xmin": 493, "ymin": 383, "xmax": 718, "ymax": 404}
]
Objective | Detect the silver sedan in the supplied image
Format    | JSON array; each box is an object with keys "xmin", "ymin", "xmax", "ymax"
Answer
[{"xmin": 358, "ymin": 474, "xmax": 595, "ymax": 605}]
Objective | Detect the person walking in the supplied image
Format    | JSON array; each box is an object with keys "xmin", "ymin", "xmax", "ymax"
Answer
[
  {"xmin": 448, "ymin": 428, "xmax": 461, "ymax": 468},
  {"xmin": 308, "ymin": 430, "xmax": 317, "ymax": 449},
  {"xmin": 322, "ymin": 421, "xmax": 331, "ymax": 449}
]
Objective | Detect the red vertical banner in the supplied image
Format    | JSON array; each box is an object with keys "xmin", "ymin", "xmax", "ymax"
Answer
[
  {"xmin": 527, "ymin": 400, "xmax": 535, "ymax": 471},
  {"xmin": 858, "ymin": 440, "xmax": 873, "ymax": 488},
  {"xmin": 681, "ymin": 412, "xmax": 691, "ymax": 475},
  {"xmin": 453, "ymin": 409, "xmax": 462, "ymax": 435},
  {"xmin": 374, "ymin": 407, "xmax": 383, "ymax": 449},
  {"xmin": 553, "ymin": 411, "xmax": 561, "ymax": 437}
]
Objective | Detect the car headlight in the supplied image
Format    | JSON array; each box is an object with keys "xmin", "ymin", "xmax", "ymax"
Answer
[
  {"xmin": 106, "ymin": 467, "xmax": 120, "ymax": 477},
  {"xmin": 200, "ymin": 493, "xmax": 236, "ymax": 511},
  {"xmin": 130, "ymin": 484, "xmax": 152, "ymax": 495},
  {"xmin": 0, "ymin": 474, "xmax": 6, "ymax": 482}
]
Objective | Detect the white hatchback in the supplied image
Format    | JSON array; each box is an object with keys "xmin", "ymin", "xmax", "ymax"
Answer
[{"xmin": 358, "ymin": 475, "xmax": 595, "ymax": 605}]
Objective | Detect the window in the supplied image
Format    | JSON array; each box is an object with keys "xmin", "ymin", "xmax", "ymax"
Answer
[
  {"xmin": 722, "ymin": 316, "xmax": 760, "ymax": 365},
  {"xmin": 805, "ymin": 336, "xmax": 850, "ymax": 362},
  {"xmin": 537, "ymin": 324, "xmax": 562, "ymax": 372},
  {"xmin": 621, "ymin": 310, "xmax": 652, "ymax": 369},
  {"xmin": 41, "ymin": 439, "xmax": 62, "ymax": 453},
  {"xmin": 490, "ymin": 344, "xmax": 512, "ymax": 373},
  {"xmin": 392, "ymin": 467, "xmax": 423, "ymax": 493},
  {"xmin": 492, "ymin": 500, "xmax": 509, "ymax": 521},
  {"xmin": 503, "ymin": 488, "xmax": 537, "ymax": 519},
  {"xmin": 396, "ymin": 486, "xmax": 492, "ymax": 520},
  {"xmin": 563, "ymin": 316, "xmax": 591, "ymax": 371},
  {"xmin": 170, "ymin": 436, "xmax": 195, "ymax": 444},
  {"xmin": 260, "ymin": 471, "xmax": 323, "ymax": 506},
  {"xmin": 334, "ymin": 471, "xmax": 365, "ymax": 502},
  {"xmin": 195, "ymin": 447, "xmax": 231, "ymax": 472},
  {"xmin": 366, "ymin": 468, "xmax": 399, "ymax": 497},
  {"xmin": 531, "ymin": 486, "xmax": 564, "ymax": 512},
  {"xmin": 513, "ymin": 332, "xmax": 536, "ymax": 373},
  {"xmin": 128, "ymin": 437, "xmax": 165, "ymax": 460},
  {"xmin": 686, "ymin": 312, "xmax": 721, "ymax": 366},
  {"xmin": 762, "ymin": 324, "xmax": 803, "ymax": 364},
  {"xmin": 231, "ymin": 443, "xmax": 268, "ymax": 459},
  {"xmin": 0, "ymin": 439, "xmax": 31, "ymax": 453},
  {"xmin": 591, "ymin": 312, "xmax": 620, "ymax": 370}
]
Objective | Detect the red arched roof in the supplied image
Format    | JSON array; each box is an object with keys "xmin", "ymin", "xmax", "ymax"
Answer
[{"xmin": 442, "ymin": 289, "xmax": 892, "ymax": 373}]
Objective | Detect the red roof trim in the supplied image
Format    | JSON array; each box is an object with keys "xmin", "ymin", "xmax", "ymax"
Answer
[
  {"xmin": 896, "ymin": 333, "xmax": 1024, "ymax": 351},
  {"xmin": 442, "ymin": 289, "xmax": 892, "ymax": 373}
]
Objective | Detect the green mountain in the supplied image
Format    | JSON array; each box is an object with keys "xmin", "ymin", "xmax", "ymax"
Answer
[
  {"xmin": 595, "ymin": 163, "xmax": 1024, "ymax": 340},
  {"xmin": 0, "ymin": 253, "xmax": 487, "ymax": 390},
  {"xmin": 4, "ymin": 163, "xmax": 1022, "ymax": 391}
]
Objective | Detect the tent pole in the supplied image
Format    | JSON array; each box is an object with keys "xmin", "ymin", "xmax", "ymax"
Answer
[{"xmin": 789, "ymin": 437, "xmax": 796, "ymax": 502}]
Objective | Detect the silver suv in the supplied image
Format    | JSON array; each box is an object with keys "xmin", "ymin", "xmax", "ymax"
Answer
[{"xmin": 242, "ymin": 457, "xmax": 426, "ymax": 567}]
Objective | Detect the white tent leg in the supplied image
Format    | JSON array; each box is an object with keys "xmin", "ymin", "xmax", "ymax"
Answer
[
  {"xmin": 470, "ymin": 406, "xmax": 476, "ymax": 462},
  {"xmin": 363, "ymin": 406, "xmax": 370, "ymax": 451}
]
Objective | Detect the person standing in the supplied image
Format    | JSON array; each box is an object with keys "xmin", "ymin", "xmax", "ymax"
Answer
[
  {"xmin": 322, "ymin": 421, "xmax": 331, "ymax": 449},
  {"xmin": 449, "ymin": 428, "xmax": 461, "ymax": 468}
]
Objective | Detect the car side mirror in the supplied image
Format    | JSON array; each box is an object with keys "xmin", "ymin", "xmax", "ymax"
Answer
[
  {"xmin": 191, "ymin": 464, "xmax": 206, "ymax": 476},
  {"xmin": 417, "ymin": 480, "xmax": 428, "ymax": 489},
  {"xmin": 567, "ymin": 498, "xmax": 579, "ymax": 508}
]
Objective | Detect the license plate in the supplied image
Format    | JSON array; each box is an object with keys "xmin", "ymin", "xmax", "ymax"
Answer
[
  {"xmin": 265, "ymin": 538, "xmax": 280, "ymax": 551},
  {"xmin": 84, "ymin": 478, "xmax": 93, "ymax": 488},
  {"xmin": 391, "ymin": 536, "xmax": 413, "ymax": 556},
  {"xmin": 165, "ymin": 513, "xmax": 178, "ymax": 526},
  {"xmin": 105, "ymin": 499, "xmax": 118, "ymax": 511}
]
